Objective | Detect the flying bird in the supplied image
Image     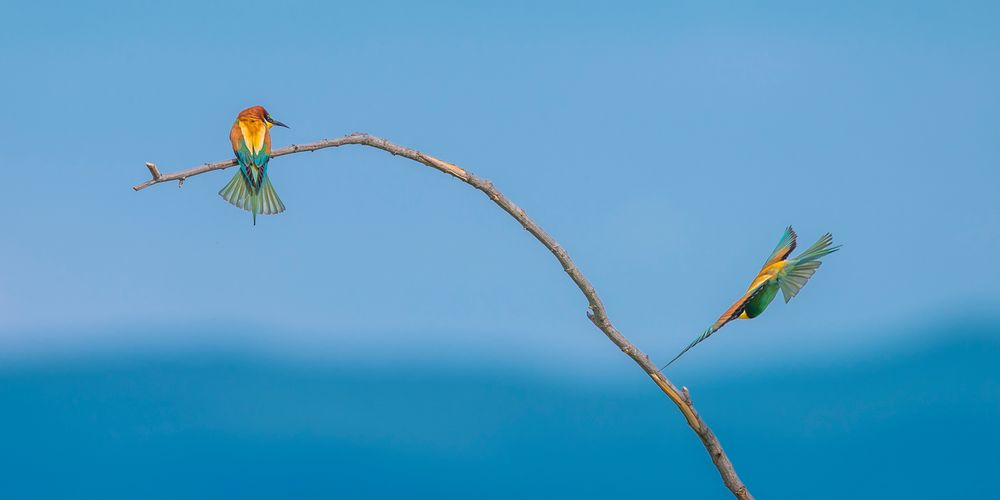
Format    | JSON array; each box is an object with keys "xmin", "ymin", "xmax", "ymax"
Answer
[
  {"xmin": 219, "ymin": 105, "xmax": 289, "ymax": 224},
  {"xmin": 665, "ymin": 226, "xmax": 840, "ymax": 368}
]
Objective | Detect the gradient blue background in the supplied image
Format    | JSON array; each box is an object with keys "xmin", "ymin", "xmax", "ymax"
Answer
[{"xmin": 2, "ymin": 1, "xmax": 998, "ymax": 498}]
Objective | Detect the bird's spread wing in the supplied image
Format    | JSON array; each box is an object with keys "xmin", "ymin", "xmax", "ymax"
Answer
[
  {"xmin": 778, "ymin": 232, "xmax": 840, "ymax": 302},
  {"xmin": 778, "ymin": 260, "xmax": 821, "ymax": 303},
  {"xmin": 761, "ymin": 226, "xmax": 797, "ymax": 270},
  {"xmin": 664, "ymin": 282, "xmax": 769, "ymax": 368}
]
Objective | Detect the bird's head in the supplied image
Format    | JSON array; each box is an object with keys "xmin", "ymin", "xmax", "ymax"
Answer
[{"xmin": 237, "ymin": 105, "xmax": 289, "ymax": 129}]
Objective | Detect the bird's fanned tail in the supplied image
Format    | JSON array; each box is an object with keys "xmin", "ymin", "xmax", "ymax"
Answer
[
  {"xmin": 258, "ymin": 177, "xmax": 285, "ymax": 217},
  {"xmin": 219, "ymin": 170, "xmax": 285, "ymax": 225},
  {"xmin": 219, "ymin": 170, "xmax": 251, "ymax": 210}
]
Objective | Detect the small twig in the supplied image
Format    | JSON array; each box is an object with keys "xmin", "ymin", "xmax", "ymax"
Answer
[
  {"xmin": 144, "ymin": 162, "xmax": 161, "ymax": 180},
  {"xmin": 133, "ymin": 133, "xmax": 753, "ymax": 499}
]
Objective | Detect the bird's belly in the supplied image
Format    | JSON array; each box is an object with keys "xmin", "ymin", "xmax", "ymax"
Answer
[{"xmin": 742, "ymin": 282, "xmax": 780, "ymax": 319}]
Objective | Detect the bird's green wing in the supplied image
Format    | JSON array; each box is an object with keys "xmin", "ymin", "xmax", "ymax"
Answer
[
  {"xmin": 779, "ymin": 233, "xmax": 841, "ymax": 302},
  {"xmin": 235, "ymin": 138, "xmax": 270, "ymax": 193},
  {"xmin": 778, "ymin": 261, "xmax": 821, "ymax": 303},
  {"xmin": 761, "ymin": 226, "xmax": 797, "ymax": 269},
  {"xmin": 794, "ymin": 233, "xmax": 840, "ymax": 264}
]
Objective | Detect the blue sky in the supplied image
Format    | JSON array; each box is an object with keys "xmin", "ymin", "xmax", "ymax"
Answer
[{"xmin": 1, "ymin": 0, "xmax": 998, "ymax": 371}]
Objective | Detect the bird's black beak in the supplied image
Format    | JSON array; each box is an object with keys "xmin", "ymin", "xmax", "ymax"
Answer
[{"xmin": 269, "ymin": 117, "xmax": 289, "ymax": 128}]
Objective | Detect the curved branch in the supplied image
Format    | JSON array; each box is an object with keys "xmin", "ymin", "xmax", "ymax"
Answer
[{"xmin": 133, "ymin": 133, "xmax": 753, "ymax": 499}]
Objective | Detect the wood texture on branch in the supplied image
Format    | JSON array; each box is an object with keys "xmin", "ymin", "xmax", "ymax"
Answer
[{"xmin": 133, "ymin": 132, "xmax": 753, "ymax": 499}]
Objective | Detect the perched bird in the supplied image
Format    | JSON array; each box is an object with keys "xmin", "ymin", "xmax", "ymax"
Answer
[
  {"xmin": 665, "ymin": 226, "xmax": 840, "ymax": 368},
  {"xmin": 219, "ymin": 105, "xmax": 289, "ymax": 224}
]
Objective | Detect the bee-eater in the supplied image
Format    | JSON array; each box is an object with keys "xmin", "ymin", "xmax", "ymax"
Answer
[
  {"xmin": 218, "ymin": 105, "xmax": 289, "ymax": 224},
  {"xmin": 665, "ymin": 226, "xmax": 840, "ymax": 367}
]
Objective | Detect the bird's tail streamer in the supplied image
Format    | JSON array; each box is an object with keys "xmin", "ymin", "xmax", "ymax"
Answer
[{"xmin": 662, "ymin": 326, "xmax": 717, "ymax": 370}]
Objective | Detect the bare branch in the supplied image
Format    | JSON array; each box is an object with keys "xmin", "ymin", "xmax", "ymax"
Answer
[
  {"xmin": 133, "ymin": 132, "xmax": 753, "ymax": 499},
  {"xmin": 132, "ymin": 134, "xmax": 468, "ymax": 191}
]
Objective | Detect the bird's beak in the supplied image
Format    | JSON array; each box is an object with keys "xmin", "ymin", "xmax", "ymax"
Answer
[{"xmin": 269, "ymin": 118, "xmax": 289, "ymax": 128}]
